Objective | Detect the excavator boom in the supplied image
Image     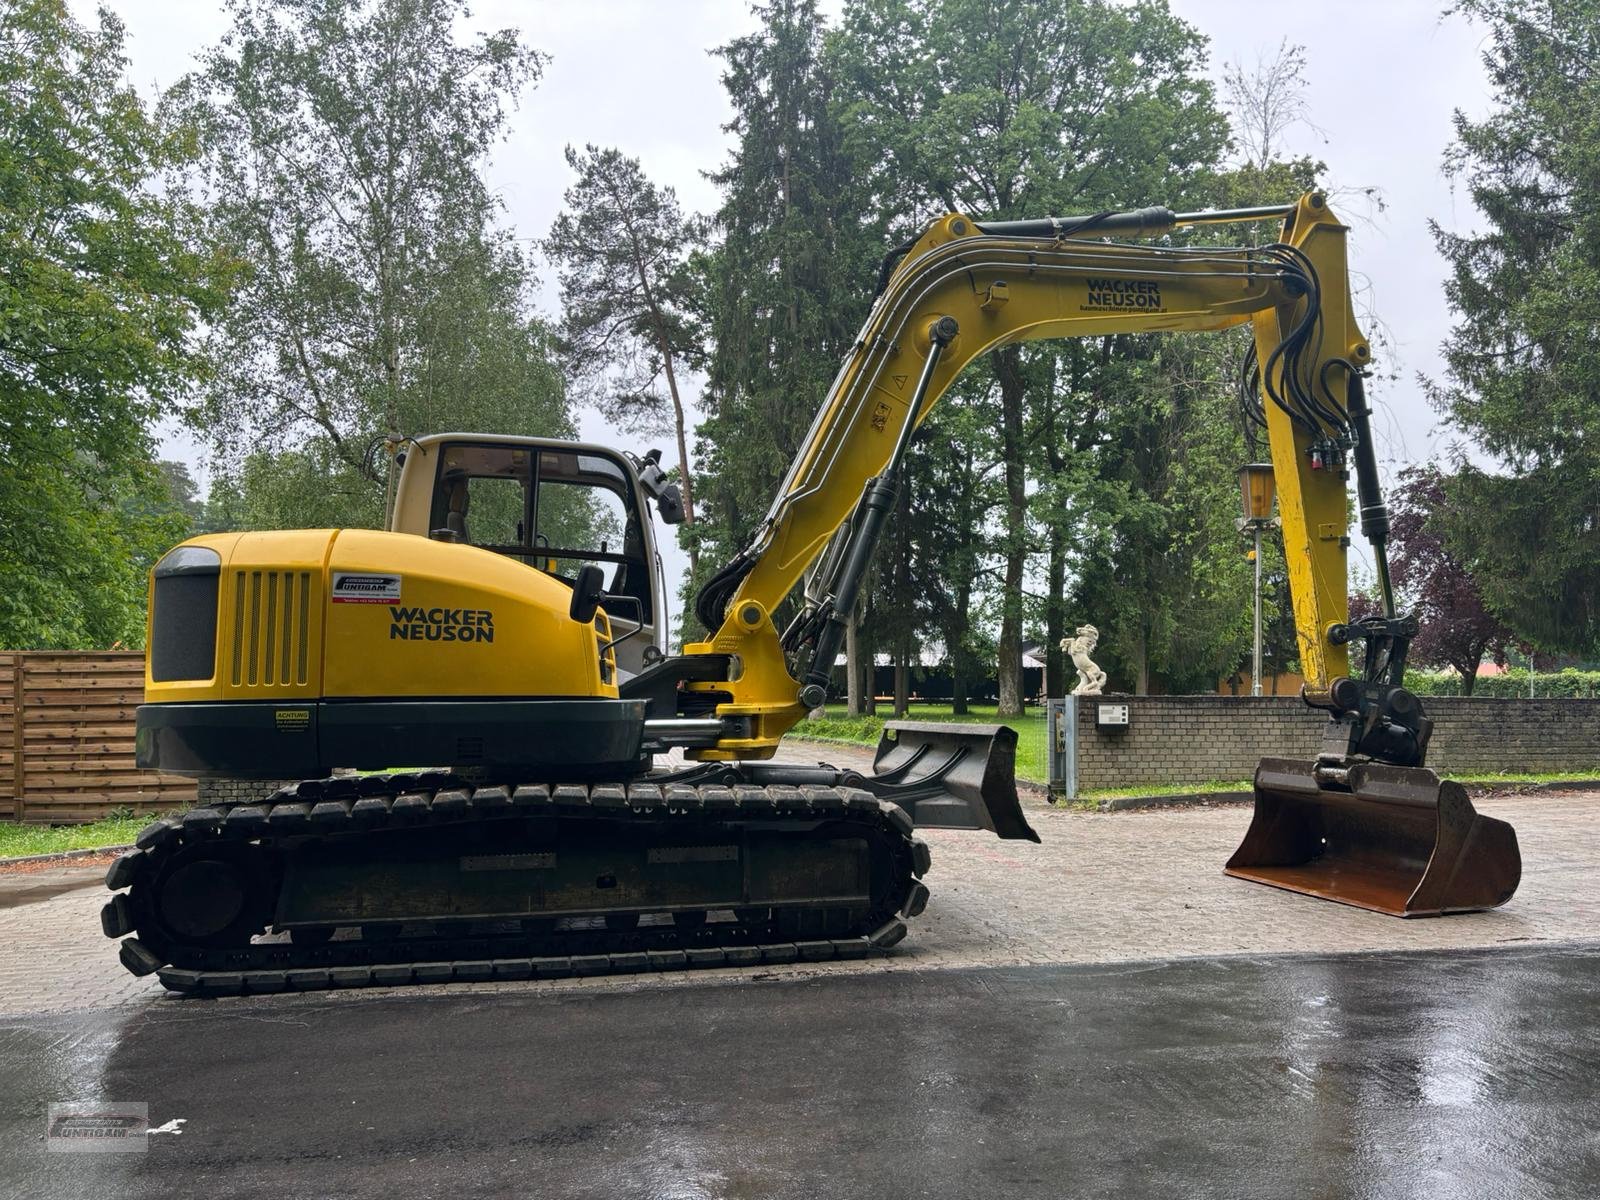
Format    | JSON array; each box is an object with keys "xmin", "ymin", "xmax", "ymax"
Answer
[{"xmin": 686, "ymin": 194, "xmax": 1359, "ymax": 751}]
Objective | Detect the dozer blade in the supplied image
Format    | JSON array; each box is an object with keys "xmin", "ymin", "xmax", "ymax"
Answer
[
  {"xmin": 1225, "ymin": 757, "xmax": 1521, "ymax": 916},
  {"xmin": 869, "ymin": 722, "xmax": 1039, "ymax": 842}
]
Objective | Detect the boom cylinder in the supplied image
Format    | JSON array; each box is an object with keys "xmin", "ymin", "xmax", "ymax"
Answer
[
  {"xmin": 974, "ymin": 207, "xmax": 1176, "ymax": 240},
  {"xmin": 798, "ymin": 317, "xmax": 958, "ymax": 708}
]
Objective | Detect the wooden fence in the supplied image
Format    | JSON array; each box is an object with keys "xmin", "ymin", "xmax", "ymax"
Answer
[{"xmin": 1, "ymin": 652, "xmax": 195, "ymax": 825}]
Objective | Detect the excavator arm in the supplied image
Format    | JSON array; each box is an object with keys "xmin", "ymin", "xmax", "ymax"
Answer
[
  {"xmin": 684, "ymin": 192, "xmax": 1366, "ymax": 757},
  {"xmin": 666, "ymin": 189, "xmax": 1518, "ymax": 918}
]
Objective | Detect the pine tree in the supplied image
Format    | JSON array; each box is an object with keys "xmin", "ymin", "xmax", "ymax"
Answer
[
  {"xmin": 1429, "ymin": 0, "xmax": 1600, "ymax": 656},
  {"xmin": 692, "ymin": 0, "xmax": 879, "ymax": 639}
]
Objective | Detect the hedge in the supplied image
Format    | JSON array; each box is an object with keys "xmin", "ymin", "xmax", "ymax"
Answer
[{"xmin": 1406, "ymin": 668, "xmax": 1600, "ymax": 699}]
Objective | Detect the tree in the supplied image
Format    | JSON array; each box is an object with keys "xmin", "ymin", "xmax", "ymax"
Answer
[
  {"xmin": 1064, "ymin": 334, "xmax": 1258, "ymax": 694},
  {"xmin": 904, "ymin": 378, "xmax": 1002, "ymax": 711},
  {"xmin": 693, "ymin": 0, "xmax": 881, "ymax": 647},
  {"xmin": 1222, "ymin": 39, "xmax": 1324, "ymax": 172},
  {"xmin": 831, "ymin": 0, "xmax": 1230, "ymax": 712},
  {"xmin": 1374, "ymin": 465, "xmax": 1515, "ymax": 694},
  {"xmin": 1429, "ymin": 0, "xmax": 1600, "ymax": 657},
  {"xmin": 0, "ymin": 0, "xmax": 229, "ymax": 648},
  {"xmin": 177, "ymin": 0, "xmax": 562, "ymax": 530},
  {"xmin": 545, "ymin": 144, "xmax": 704, "ymax": 576}
]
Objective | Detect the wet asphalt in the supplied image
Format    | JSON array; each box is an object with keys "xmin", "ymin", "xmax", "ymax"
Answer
[{"xmin": 1, "ymin": 944, "xmax": 1597, "ymax": 1200}]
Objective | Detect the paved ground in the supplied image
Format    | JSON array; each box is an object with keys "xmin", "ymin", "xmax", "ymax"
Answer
[
  {"xmin": 2, "ymin": 944, "xmax": 1597, "ymax": 1198},
  {"xmin": 1, "ymin": 783, "xmax": 1595, "ymax": 1016},
  {"xmin": 2, "ymin": 770, "xmax": 1598, "ymax": 1197}
]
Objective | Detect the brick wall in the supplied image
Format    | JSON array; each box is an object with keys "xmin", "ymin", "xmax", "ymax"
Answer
[
  {"xmin": 1073, "ymin": 695, "xmax": 1600, "ymax": 791},
  {"xmin": 197, "ymin": 779, "xmax": 299, "ymax": 806}
]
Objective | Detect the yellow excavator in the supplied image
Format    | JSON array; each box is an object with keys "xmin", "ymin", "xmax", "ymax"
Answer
[{"xmin": 104, "ymin": 191, "xmax": 1520, "ymax": 995}]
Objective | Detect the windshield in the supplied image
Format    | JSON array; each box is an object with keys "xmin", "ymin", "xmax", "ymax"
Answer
[{"xmin": 428, "ymin": 443, "xmax": 652, "ymax": 623}]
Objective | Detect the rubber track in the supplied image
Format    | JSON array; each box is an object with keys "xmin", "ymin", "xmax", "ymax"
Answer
[{"xmin": 102, "ymin": 774, "xmax": 931, "ymax": 997}]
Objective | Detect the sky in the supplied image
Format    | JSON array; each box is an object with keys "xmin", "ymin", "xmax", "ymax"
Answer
[{"xmin": 87, "ymin": 0, "xmax": 1497, "ymax": 623}]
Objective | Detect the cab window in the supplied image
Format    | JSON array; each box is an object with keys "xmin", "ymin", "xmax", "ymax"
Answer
[{"xmin": 428, "ymin": 443, "xmax": 652, "ymax": 623}]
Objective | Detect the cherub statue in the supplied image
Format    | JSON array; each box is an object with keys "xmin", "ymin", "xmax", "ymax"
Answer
[{"xmin": 1061, "ymin": 624, "xmax": 1107, "ymax": 696}]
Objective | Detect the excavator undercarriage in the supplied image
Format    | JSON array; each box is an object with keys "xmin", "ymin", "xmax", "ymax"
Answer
[{"xmin": 106, "ymin": 726, "xmax": 1034, "ymax": 995}]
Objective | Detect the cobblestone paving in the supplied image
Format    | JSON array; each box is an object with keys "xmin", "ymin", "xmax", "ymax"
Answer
[{"xmin": 3, "ymin": 782, "xmax": 1595, "ymax": 1018}]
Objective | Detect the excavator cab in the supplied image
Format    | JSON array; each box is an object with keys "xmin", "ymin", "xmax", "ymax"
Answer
[{"xmin": 395, "ymin": 434, "xmax": 675, "ymax": 679}]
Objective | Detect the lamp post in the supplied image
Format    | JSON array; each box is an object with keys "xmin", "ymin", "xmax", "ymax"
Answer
[{"xmin": 1236, "ymin": 463, "xmax": 1278, "ymax": 698}]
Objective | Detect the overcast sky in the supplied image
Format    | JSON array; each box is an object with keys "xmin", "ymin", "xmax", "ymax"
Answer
[{"xmin": 88, "ymin": 0, "xmax": 1496, "ymax": 621}]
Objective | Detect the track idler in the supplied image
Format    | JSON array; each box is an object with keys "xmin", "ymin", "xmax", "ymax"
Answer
[{"xmin": 1226, "ymin": 757, "xmax": 1521, "ymax": 916}]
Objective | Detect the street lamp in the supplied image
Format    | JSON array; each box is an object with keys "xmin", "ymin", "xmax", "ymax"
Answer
[{"xmin": 1236, "ymin": 463, "xmax": 1278, "ymax": 697}]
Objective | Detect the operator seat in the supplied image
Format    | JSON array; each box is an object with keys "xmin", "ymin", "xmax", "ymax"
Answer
[{"xmin": 444, "ymin": 477, "xmax": 469, "ymax": 541}]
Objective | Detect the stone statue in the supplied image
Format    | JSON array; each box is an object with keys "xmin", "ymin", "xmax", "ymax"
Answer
[{"xmin": 1061, "ymin": 624, "xmax": 1107, "ymax": 696}]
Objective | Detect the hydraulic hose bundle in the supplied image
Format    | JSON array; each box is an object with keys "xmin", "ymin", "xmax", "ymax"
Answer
[{"xmin": 1237, "ymin": 243, "xmax": 1355, "ymax": 463}]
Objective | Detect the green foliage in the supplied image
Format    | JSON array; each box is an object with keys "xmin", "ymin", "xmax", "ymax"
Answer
[
  {"xmin": 205, "ymin": 446, "xmax": 383, "ymax": 532},
  {"xmin": 899, "ymin": 378, "xmax": 1002, "ymax": 709},
  {"xmin": 1059, "ymin": 333, "xmax": 1258, "ymax": 694},
  {"xmin": 0, "ymin": 0, "xmax": 229, "ymax": 648},
  {"xmin": 177, "ymin": 0, "xmax": 564, "ymax": 530},
  {"xmin": 829, "ymin": 0, "xmax": 1234, "ymax": 709},
  {"xmin": 1362, "ymin": 465, "xmax": 1515, "ymax": 692},
  {"xmin": 691, "ymin": 0, "xmax": 882, "ymax": 638},
  {"xmin": 0, "ymin": 811, "xmax": 168, "ymax": 858},
  {"xmin": 544, "ymin": 144, "xmax": 703, "ymax": 573},
  {"xmin": 796, "ymin": 712, "xmax": 887, "ymax": 742},
  {"xmin": 830, "ymin": 0, "xmax": 1229, "ymax": 219},
  {"xmin": 545, "ymin": 146, "xmax": 702, "ymax": 435},
  {"xmin": 1406, "ymin": 668, "xmax": 1600, "ymax": 699},
  {"xmin": 1430, "ymin": 0, "xmax": 1600, "ymax": 656}
]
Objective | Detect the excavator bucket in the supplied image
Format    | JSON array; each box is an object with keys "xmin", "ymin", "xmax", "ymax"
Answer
[
  {"xmin": 870, "ymin": 722, "xmax": 1040, "ymax": 842},
  {"xmin": 1226, "ymin": 758, "xmax": 1520, "ymax": 916}
]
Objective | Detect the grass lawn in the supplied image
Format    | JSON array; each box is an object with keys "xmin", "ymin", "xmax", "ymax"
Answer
[{"xmin": 0, "ymin": 812, "xmax": 170, "ymax": 860}]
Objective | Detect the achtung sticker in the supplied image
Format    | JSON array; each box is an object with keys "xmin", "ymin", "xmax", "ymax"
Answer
[
  {"xmin": 331, "ymin": 571, "xmax": 402, "ymax": 604},
  {"xmin": 275, "ymin": 709, "xmax": 310, "ymax": 732}
]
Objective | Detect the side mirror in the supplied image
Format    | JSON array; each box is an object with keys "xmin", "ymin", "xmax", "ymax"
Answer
[
  {"xmin": 634, "ymin": 451, "xmax": 686, "ymax": 525},
  {"xmin": 569, "ymin": 564, "xmax": 606, "ymax": 624},
  {"xmin": 654, "ymin": 483, "xmax": 686, "ymax": 525}
]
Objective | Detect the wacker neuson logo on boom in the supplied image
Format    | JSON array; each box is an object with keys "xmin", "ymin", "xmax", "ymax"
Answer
[
  {"xmin": 388, "ymin": 606, "xmax": 496, "ymax": 643},
  {"xmin": 1081, "ymin": 277, "xmax": 1164, "ymax": 312}
]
